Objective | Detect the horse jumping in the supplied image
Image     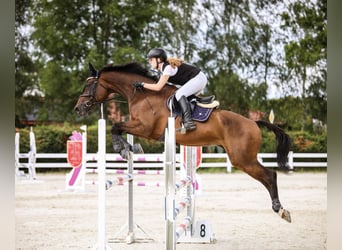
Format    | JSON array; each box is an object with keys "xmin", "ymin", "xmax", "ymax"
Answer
[{"xmin": 74, "ymin": 62, "xmax": 292, "ymax": 223}]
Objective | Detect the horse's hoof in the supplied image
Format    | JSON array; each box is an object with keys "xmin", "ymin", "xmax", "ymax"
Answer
[
  {"xmin": 278, "ymin": 208, "xmax": 291, "ymax": 223},
  {"xmin": 113, "ymin": 143, "xmax": 122, "ymax": 153},
  {"xmin": 120, "ymin": 149, "xmax": 130, "ymax": 160},
  {"xmin": 133, "ymin": 143, "xmax": 144, "ymax": 154}
]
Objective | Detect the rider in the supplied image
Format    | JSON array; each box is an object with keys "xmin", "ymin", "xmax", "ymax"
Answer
[{"xmin": 135, "ymin": 48, "xmax": 208, "ymax": 131}]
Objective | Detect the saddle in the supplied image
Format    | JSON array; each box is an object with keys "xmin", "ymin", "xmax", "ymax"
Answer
[{"xmin": 167, "ymin": 94, "xmax": 220, "ymax": 122}]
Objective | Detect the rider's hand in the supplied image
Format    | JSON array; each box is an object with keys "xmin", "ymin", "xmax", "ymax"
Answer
[{"xmin": 133, "ymin": 81, "xmax": 144, "ymax": 89}]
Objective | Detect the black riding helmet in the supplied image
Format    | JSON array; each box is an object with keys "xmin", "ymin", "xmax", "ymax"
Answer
[{"xmin": 147, "ymin": 48, "xmax": 167, "ymax": 62}]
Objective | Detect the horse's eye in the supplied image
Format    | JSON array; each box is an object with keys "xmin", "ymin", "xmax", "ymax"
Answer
[{"xmin": 86, "ymin": 101, "xmax": 92, "ymax": 107}]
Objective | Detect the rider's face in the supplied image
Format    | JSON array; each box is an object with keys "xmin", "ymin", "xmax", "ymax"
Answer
[{"xmin": 148, "ymin": 58, "xmax": 159, "ymax": 70}]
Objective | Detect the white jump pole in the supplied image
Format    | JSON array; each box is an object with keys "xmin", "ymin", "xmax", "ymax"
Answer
[
  {"xmin": 80, "ymin": 125, "xmax": 87, "ymax": 191},
  {"xmin": 15, "ymin": 132, "xmax": 21, "ymax": 176},
  {"xmin": 28, "ymin": 126, "xmax": 37, "ymax": 180},
  {"xmin": 95, "ymin": 103, "xmax": 111, "ymax": 250},
  {"xmin": 15, "ymin": 131, "xmax": 25, "ymax": 178},
  {"xmin": 165, "ymin": 117, "xmax": 176, "ymax": 250},
  {"xmin": 126, "ymin": 134, "xmax": 135, "ymax": 243}
]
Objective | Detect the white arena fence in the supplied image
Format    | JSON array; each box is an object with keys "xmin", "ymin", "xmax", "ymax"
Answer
[
  {"xmin": 16, "ymin": 151, "xmax": 327, "ymax": 173},
  {"xmin": 15, "ymin": 126, "xmax": 327, "ymax": 175}
]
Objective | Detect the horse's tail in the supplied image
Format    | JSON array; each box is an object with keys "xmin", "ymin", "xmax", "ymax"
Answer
[{"xmin": 256, "ymin": 120, "xmax": 292, "ymax": 171}]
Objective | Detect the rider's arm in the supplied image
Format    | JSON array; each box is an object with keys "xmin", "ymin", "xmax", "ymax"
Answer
[{"xmin": 142, "ymin": 74, "xmax": 170, "ymax": 91}]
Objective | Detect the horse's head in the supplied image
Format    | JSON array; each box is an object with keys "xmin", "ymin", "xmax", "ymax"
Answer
[{"xmin": 74, "ymin": 63, "xmax": 108, "ymax": 116}]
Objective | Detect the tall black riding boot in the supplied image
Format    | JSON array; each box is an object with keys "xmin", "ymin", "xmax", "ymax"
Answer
[{"xmin": 178, "ymin": 96, "xmax": 196, "ymax": 131}]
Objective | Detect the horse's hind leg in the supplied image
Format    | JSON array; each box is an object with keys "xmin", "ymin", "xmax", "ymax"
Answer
[{"xmin": 238, "ymin": 160, "xmax": 291, "ymax": 223}]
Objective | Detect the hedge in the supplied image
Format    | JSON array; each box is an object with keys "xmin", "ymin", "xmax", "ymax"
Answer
[
  {"xmin": 16, "ymin": 123, "xmax": 327, "ymax": 154},
  {"xmin": 258, "ymin": 130, "xmax": 327, "ymax": 153}
]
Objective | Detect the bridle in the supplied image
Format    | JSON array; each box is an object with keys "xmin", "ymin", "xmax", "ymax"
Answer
[
  {"xmin": 79, "ymin": 77, "xmax": 107, "ymax": 108},
  {"xmin": 79, "ymin": 76, "xmax": 126, "ymax": 112}
]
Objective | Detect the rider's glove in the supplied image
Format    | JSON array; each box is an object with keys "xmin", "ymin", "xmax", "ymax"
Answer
[{"xmin": 134, "ymin": 81, "xmax": 144, "ymax": 90}]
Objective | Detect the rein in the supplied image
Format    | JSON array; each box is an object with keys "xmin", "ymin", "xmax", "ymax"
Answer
[{"xmin": 133, "ymin": 87, "xmax": 156, "ymax": 116}]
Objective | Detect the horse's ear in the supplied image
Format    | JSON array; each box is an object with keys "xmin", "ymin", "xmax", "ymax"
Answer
[{"xmin": 88, "ymin": 62, "xmax": 98, "ymax": 77}]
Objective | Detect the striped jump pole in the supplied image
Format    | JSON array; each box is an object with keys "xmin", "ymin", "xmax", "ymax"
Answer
[
  {"xmin": 164, "ymin": 117, "xmax": 215, "ymax": 250},
  {"xmin": 104, "ymin": 178, "xmax": 162, "ymax": 189},
  {"xmin": 87, "ymin": 169, "xmax": 165, "ymax": 175},
  {"xmin": 176, "ymin": 145, "xmax": 215, "ymax": 244}
]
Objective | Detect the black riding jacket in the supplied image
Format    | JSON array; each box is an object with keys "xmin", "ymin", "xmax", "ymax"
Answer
[{"xmin": 162, "ymin": 62, "xmax": 201, "ymax": 85}]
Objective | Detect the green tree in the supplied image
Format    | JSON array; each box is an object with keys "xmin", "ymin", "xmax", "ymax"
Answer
[
  {"xmin": 15, "ymin": 0, "xmax": 326, "ymax": 135},
  {"xmin": 29, "ymin": 0, "xmax": 95, "ymax": 121},
  {"xmin": 26, "ymin": 0, "xmax": 202, "ymax": 121},
  {"xmin": 249, "ymin": 81, "xmax": 268, "ymax": 112},
  {"xmin": 167, "ymin": 1, "xmax": 199, "ymax": 61},
  {"xmin": 197, "ymin": 0, "xmax": 279, "ymax": 118},
  {"xmin": 280, "ymin": 0, "xmax": 327, "ymax": 130},
  {"xmin": 15, "ymin": 0, "xmax": 43, "ymax": 125},
  {"xmin": 207, "ymin": 70, "xmax": 251, "ymax": 116},
  {"xmin": 268, "ymin": 97, "xmax": 303, "ymax": 131}
]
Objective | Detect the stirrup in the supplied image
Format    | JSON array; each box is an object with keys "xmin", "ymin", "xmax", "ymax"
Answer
[{"xmin": 183, "ymin": 121, "xmax": 196, "ymax": 131}]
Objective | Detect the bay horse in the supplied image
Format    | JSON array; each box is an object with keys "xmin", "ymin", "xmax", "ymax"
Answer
[{"xmin": 74, "ymin": 62, "xmax": 292, "ymax": 223}]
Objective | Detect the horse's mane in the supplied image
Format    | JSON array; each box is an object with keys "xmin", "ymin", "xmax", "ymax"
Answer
[{"xmin": 99, "ymin": 62, "xmax": 158, "ymax": 81}]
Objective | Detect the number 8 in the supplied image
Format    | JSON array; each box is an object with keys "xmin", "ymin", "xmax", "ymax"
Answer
[{"xmin": 200, "ymin": 224, "xmax": 206, "ymax": 237}]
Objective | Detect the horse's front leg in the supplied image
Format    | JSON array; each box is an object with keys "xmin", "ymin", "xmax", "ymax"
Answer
[{"xmin": 111, "ymin": 123, "xmax": 144, "ymax": 159}]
